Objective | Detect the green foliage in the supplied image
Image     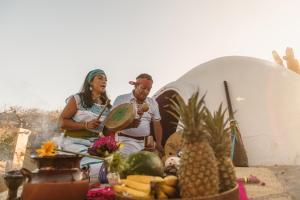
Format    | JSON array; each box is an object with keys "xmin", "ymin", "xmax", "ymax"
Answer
[
  {"xmin": 204, "ymin": 104, "xmax": 231, "ymax": 158},
  {"xmin": 109, "ymin": 152, "xmax": 127, "ymax": 174}
]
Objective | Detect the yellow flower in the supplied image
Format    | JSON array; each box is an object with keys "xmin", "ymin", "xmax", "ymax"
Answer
[{"xmin": 36, "ymin": 140, "xmax": 57, "ymax": 157}]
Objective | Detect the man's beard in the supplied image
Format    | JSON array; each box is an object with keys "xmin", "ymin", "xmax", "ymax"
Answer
[
  {"xmin": 133, "ymin": 90, "xmax": 147, "ymax": 102},
  {"xmin": 136, "ymin": 94, "xmax": 147, "ymax": 102}
]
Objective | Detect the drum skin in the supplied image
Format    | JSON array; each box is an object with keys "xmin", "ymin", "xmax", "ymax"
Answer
[{"xmin": 104, "ymin": 103, "xmax": 136, "ymax": 132}]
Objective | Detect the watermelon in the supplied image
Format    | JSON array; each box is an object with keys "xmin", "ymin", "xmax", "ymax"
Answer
[{"xmin": 122, "ymin": 151, "xmax": 164, "ymax": 177}]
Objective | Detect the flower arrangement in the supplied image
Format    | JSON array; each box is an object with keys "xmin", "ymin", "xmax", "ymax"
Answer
[
  {"xmin": 88, "ymin": 135, "xmax": 122, "ymax": 158},
  {"xmin": 87, "ymin": 135, "xmax": 123, "ymax": 184},
  {"xmin": 35, "ymin": 136, "xmax": 122, "ymax": 160}
]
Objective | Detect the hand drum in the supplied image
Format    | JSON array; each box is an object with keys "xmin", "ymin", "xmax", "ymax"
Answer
[{"xmin": 104, "ymin": 103, "xmax": 136, "ymax": 132}]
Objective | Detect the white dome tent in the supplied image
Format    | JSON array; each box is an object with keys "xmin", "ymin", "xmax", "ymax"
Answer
[{"xmin": 153, "ymin": 56, "xmax": 300, "ymax": 166}]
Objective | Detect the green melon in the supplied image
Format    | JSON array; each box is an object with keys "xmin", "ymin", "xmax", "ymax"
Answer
[{"xmin": 122, "ymin": 151, "xmax": 164, "ymax": 177}]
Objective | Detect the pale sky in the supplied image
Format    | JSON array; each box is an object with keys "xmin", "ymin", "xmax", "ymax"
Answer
[{"xmin": 1, "ymin": 0, "xmax": 300, "ymax": 111}]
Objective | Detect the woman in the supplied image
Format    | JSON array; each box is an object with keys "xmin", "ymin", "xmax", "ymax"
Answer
[{"xmin": 59, "ymin": 68, "xmax": 112, "ymax": 179}]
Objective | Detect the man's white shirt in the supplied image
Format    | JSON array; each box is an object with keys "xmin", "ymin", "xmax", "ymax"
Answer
[{"xmin": 113, "ymin": 92, "xmax": 161, "ymax": 137}]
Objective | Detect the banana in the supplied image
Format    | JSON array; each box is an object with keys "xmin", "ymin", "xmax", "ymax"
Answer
[
  {"xmin": 158, "ymin": 190, "xmax": 168, "ymax": 199},
  {"xmin": 113, "ymin": 185, "xmax": 150, "ymax": 198},
  {"xmin": 115, "ymin": 175, "xmax": 179, "ymax": 199},
  {"xmin": 121, "ymin": 179, "xmax": 150, "ymax": 193},
  {"xmin": 126, "ymin": 175, "xmax": 163, "ymax": 184},
  {"xmin": 160, "ymin": 184, "xmax": 177, "ymax": 198},
  {"xmin": 163, "ymin": 175, "xmax": 178, "ymax": 187}
]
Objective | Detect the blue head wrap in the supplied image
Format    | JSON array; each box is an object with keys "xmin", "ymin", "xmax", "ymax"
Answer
[{"xmin": 87, "ymin": 69, "xmax": 106, "ymax": 83}]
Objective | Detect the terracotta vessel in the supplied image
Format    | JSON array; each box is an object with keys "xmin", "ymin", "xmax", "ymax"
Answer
[{"xmin": 21, "ymin": 154, "xmax": 89, "ymax": 200}]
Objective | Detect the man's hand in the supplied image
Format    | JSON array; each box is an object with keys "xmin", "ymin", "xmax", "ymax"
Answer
[{"xmin": 156, "ymin": 143, "xmax": 164, "ymax": 157}]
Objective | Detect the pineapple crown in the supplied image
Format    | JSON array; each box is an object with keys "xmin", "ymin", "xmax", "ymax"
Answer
[
  {"xmin": 167, "ymin": 91, "xmax": 210, "ymax": 142},
  {"xmin": 204, "ymin": 104, "xmax": 231, "ymax": 158}
]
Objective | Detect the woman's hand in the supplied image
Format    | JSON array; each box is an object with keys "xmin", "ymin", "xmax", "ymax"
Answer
[{"xmin": 86, "ymin": 119, "xmax": 100, "ymax": 129}]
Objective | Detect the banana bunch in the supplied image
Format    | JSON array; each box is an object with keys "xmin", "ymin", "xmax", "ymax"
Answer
[
  {"xmin": 113, "ymin": 175, "xmax": 178, "ymax": 199},
  {"xmin": 151, "ymin": 175, "xmax": 178, "ymax": 199}
]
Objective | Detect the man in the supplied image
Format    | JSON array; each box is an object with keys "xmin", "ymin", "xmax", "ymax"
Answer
[{"xmin": 113, "ymin": 73, "xmax": 164, "ymax": 156}]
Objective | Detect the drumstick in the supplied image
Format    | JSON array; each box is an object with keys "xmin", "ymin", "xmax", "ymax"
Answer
[{"xmin": 97, "ymin": 99, "xmax": 110, "ymax": 120}]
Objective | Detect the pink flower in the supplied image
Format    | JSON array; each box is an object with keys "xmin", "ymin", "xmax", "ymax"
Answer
[
  {"xmin": 88, "ymin": 136, "xmax": 121, "ymax": 157},
  {"xmin": 87, "ymin": 186, "xmax": 115, "ymax": 200}
]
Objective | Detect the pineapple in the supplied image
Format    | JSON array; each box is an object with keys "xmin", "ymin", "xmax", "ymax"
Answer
[
  {"xmin": 204, "ymin": 104, "xmax": 237, "ymax": 192},
  {"xmin": 168, "ymin": 91, "xmax": 219, "ymax": 198}
]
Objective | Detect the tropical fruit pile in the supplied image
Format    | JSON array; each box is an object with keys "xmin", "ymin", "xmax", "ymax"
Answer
[{"xmin": 113, "ymin": 91, "xmax": 238, "ymax": 199}]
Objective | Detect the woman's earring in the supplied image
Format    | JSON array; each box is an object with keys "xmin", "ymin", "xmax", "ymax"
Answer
[{"xmin": 89, "ymin": 86, "xmax": 92, "ymax": 91}]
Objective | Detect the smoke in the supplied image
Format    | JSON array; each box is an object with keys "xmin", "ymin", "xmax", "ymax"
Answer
[
  {"xmin": 28, "ymin": 110, "xmax": 62, "ymax": 149},
  {"xmin": 0, "ymin": 107, "xmax": 62, "ymax": 158}
]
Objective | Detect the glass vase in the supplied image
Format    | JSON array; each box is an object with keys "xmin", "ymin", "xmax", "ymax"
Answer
[{"xmin": 98, "ymin": 160, "xmax": 108, "ymax": 183}]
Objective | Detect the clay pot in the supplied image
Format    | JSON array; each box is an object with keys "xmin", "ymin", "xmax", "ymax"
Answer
[
  {"xmin": 21, "ymin": 155, "xmax": 87, "ymax": 183},
  {"xmin": 21, "ymin": 154, "xmax": 89, "ymax": 200}
]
